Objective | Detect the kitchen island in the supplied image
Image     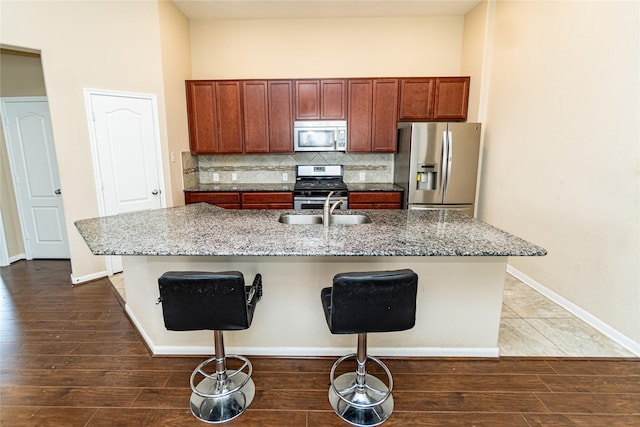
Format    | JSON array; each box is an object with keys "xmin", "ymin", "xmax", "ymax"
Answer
[{"xmin": 75, "ymin": 203, "xmax": 545, "ymax": 357}]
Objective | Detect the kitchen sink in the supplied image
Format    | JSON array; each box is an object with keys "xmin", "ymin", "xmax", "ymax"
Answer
[
  {"xmin": 278, "ymin": 214, "xmax": 323, "ymax": 225},
  {"xmin": 328, "ymin": 214, "xmax": 372, "ymax": 225},
  {"xmin": 278, "ymin": 213, "xmax": 371, "ymax": 225}
]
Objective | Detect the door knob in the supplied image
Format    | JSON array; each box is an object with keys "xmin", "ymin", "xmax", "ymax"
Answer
[
  {"xmin": 151, "ymin": 189, "xmax": 159, "ymax": 195},
  {"xmin": 55, "ymin": 189, "xmax": 61, "ymax": 195}
]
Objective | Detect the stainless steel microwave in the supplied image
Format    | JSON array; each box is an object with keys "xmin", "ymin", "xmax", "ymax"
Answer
[{"xmin": 293, "ymin": 120, "xmax": 347, "ymax": 152}]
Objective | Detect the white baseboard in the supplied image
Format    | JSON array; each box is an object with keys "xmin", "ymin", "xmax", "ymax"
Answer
[
  {"xmin": 70, "ymin": 270, "xmax": 108, "ymax": 284},
  {"xmin": 507, "ymin": 265, "xmax": 640, "ymax": 356},
  {"xmin": 149, "ymin": 345, "xmax": 500, "ymax": 358},
  {"xmin": 8, "ymin": 253, "xmax": 26, "ymax": 264}
]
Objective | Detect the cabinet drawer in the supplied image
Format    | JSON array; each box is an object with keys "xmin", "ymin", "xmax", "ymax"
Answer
[
  {"xmin": 243, "ymin": 202, "xmax": 293, "ymax": 210},
  {"xmin": 241, "ymin": 192, "xmax": 293, "ymax": 204},
  {"xmin": 185, "ymin": 192, "xmax": 240, "ymax": 205},
  {"xmin": 349, "ymin": 191, "xmax": 402, "ymax": 204}
]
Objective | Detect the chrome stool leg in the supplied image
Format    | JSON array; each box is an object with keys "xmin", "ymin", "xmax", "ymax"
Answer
[
  {"xmin": 189, "ymin": 331, "xmax": 256, "ymax": 423},
  {"xmin": 328, "ymin": 334, "xmax": 394, "ymax": 427}
]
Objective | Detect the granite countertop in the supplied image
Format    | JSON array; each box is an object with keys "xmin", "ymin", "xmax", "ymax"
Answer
[
  {"xmin": 75, "ymin": 203, "xmax": 546, "ymax": 257},
  {"xmin": 183, "ymin": 183, "xmax": 403, "ymax": 192}
]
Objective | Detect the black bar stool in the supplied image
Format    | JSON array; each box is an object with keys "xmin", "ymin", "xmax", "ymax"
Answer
[
  {"xmin": 158, "ymin": 271, "xmax": 262, "ymax": 424},
  {"xmin": 321, "ymin": 269, "xmax": 418, "ymax": 426}
]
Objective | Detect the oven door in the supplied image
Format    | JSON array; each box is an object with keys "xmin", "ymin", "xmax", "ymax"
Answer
[{"xmin": 294, "ymin": 196, "xmax": 348, "ymax": 210}]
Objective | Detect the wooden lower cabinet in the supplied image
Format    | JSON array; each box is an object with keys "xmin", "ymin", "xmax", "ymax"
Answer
[
  {"xmin": 241, "ymin": 192, "xmax": 293, "ymax": 209},
  {"xmin": 348, "ymin": 191, "xmax": 402, "ymax": 209},
  {"xmin": 185, "ymin": 191, "xmax": 293, "ymax": 210},
  {"xmin": 185, "ymin": 192, "xmax": 241, "ymax": 209}
]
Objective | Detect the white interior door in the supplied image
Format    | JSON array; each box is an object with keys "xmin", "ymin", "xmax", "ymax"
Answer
[
  {"xmin": 0, "ymin": 97, "xmax": 70, "ymax": 259},
  {"xmin": 85, "ymin": 90, "xmax": 164, "ymax": 274}
]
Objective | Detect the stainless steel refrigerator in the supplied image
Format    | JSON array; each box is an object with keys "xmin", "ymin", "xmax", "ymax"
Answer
[{"xmin": 393, "ymin": 122, "xmax": 481, "ymax": 216}]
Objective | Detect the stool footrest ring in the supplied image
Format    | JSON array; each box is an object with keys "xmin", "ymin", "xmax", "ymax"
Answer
[
  {"xmin": 189, "ymin": 354, "xmax": 256, "ymax": 423},
  {"xmin": 190, "ymin": 354, "xmax": 253, "ymax": 399},
  {"xmin": 329, "ymin": 353, "xmax": 393, "ymax": 409}
]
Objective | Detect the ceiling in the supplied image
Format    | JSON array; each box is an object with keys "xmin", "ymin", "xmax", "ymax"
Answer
[{"xmin": 172, "ymin": 1, "xmax": 482, "ymax": 20}]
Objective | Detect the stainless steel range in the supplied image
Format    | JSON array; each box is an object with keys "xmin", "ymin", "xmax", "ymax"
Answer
[{"xmin": 293, "ymin": 165, "xmax": 348, "ymax": 210}]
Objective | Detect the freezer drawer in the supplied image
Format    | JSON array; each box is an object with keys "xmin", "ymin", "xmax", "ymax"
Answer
[{"xmin": 408, "ymin": 204, "xmax": 474, "ymax": 217}]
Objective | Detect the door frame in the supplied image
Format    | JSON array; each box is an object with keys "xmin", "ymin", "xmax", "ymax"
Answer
[
  {"xmin": 0, "ymin": 211, "xmax": 9, "ymax": 266},
  {"xmin": 83, "ymin": 88, "xmax": 166, "ymax": 274},
  {"xmin": 1, "ymin": 96, "xmax": 68, "ymax": 262}
]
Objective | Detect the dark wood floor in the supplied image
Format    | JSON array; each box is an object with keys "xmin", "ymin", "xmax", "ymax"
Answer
[{"xmin": 1, "ymin": 260, "xmax": 639, "ymax": 426}]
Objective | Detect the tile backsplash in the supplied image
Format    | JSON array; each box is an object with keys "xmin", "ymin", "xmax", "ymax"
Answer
[{"xmin": 182, "ymin": 152, "xmax": 394, "ymax": 186}]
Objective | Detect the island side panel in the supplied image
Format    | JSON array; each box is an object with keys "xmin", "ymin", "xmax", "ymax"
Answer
[{"xmin": 123, "ymin": 255, "xmax": 507, "ymax": 357}]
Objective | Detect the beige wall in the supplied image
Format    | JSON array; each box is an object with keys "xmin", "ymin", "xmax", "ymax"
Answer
[
  {"xmin": 478, "ymin": 1, "xmax": 640, "ymax": 344},
  {"xmin": 190, "ymin": 16, "xmax": 464, "ymax": 78},
  {"xmin": 0, "ymin": 0, "xmax": 184, "ymax": 281},
  {"xmin": 0, "ymin": 49, "xmax": 47, "ymax": 259},
  {"xmin": 158, "ymin": 0, "xmax": 191, "ymax": 206},
  {"xmin": 461, "ymin": 1, "xmax": 489, "ymax": 123}
]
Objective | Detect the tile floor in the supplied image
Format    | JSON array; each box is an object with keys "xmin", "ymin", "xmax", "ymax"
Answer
[{"xmin": 108, "ymin": 272, "xmax": 635, "ymax": 357}]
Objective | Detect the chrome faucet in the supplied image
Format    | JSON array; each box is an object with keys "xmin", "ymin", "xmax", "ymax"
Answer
[{"xmin": 323, "ymin": 191, "xmax": 344, "ymax": 227}]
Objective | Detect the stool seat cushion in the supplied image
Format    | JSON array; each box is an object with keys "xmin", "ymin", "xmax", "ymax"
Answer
[
  {"xmin": 158, "ymin": 271, "xmax": 256, "ymax": 331},
  {"xmin": 321, "ymin": 269, "xmax": 418, "ymax": 334}
]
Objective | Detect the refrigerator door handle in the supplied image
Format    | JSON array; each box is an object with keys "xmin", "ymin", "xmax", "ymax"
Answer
[
  {"xmin": 441, "ymin": 130, "xmax": 448, "ymax": 197},
  {"xmin": 444, "ymin": 130, "xmax": 453, "ymax": 196}
]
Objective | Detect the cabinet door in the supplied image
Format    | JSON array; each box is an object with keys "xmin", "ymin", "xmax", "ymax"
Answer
[
  {"xmin": 433, "ymin": 77, "xmax": 470, "ymax": 121},
  {"xmin": 215, "ymin": 81, "xmax": 244, "ymax": 153},
  {"xmin": 243, "ymin": 81, "xmax": 269, "ymax": 153},
  {"xmin": 186, "ymin": 81, "xmax": 218, "ymax": 154},
  {"xmin": 372, "ymin": 79, "xmax": 399, "ymax": 152},
  {"xmin": 294, "ymin": 80, "xmax": 320, "ymax": 119},
  {"xmin": 321, "ymin": 79, "xmax": 346, "ymax": 119},
  {"xmin": 398, "ymin": 78, "xmax": 435, "ymax": 121},
  {"xmin": 295, "ymin": 79, "xmax": 346, "ymax": 120},
  {"xmin": 268, "ymin": 81, "xmax": 294, "ymax": 153},
  {"xmin": 347, "ymin": 79, "xmax": 373, "ymax": 152}
]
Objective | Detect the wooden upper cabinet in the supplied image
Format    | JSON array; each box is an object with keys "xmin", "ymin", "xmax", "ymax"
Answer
[
  {"xmin": 243, "ymin": 80, "xmax": 294, "ymax": 153},
  {"xmin": 186, "ymin": 80, "xmax": 243, "ymax": 154},
  {"xmin": 398, "ymin": 77, "xmax": 470, "ymax": 122},
  {"xmin": 295, "ymin": 79, "xmax": 345, "ymax": 120},
  {"xmin": 433, "ymin": 77, "xmax": 470, "ymax": 121},
  {"xmin": 348, "ymin": 79, "xmax": 398, "ymax": 153},
  {"xmin": 243, "ymin": 81, "xmax": 269, "ymax": 153},
  {"xmin": 215, "ymin": 81, "xmax": 244, "ymax": 153},
  {"xmin": 295, "ymin": 80, "xmax": 319, "ymax": 119},
  {"xmin": 371, "ymin": 79, "xmax": 398, "ymax": 152},
  {"xmin": 186, "ymin": 81, "xmax": 218, "ymax": 154},
  {"xmin": 398, "ymin": 78, "xmax": 435, "ymax": 121},
  {"xmin": 347, "ymin": 79, "xmax": 373, "ymax": 152},
  {"xmin": 320, "ymin": 80, "xmax": 346, "ymax": 119},
  {"xmin": 188, "ymin": 76, "xmax": 468, "ymax": 155},
  {"xmin": 268, "ymin": 81, "xmax": 294, "ymax": 153}
]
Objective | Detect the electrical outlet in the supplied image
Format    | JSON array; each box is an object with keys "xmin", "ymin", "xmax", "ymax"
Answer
[
  {"xmin": 213, "ymin": 173, "xmax": 219, "ymax": 182},
  {"xmin": 282, "ymin": 172, "xmax": 288, "ymax": 181},
  {"xmin": 231, "ymin": 173, "xmax": 237, "ymax": 181},
  {"xmin": 359, "ymin": 172, "xmax": 366, "ymax": 181}
]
